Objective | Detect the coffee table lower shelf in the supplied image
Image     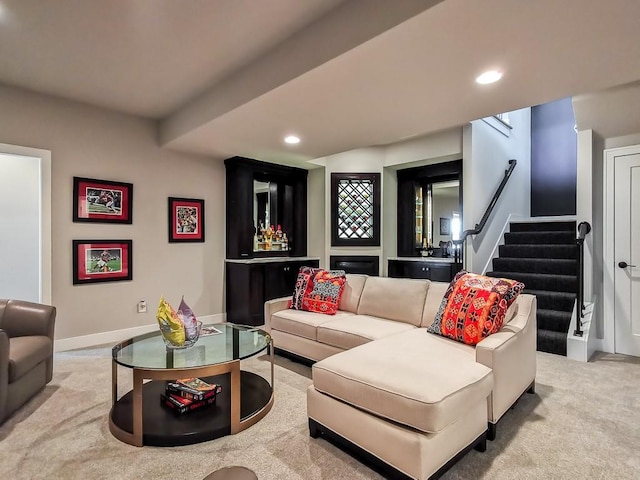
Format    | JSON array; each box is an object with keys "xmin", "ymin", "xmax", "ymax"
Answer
[{"xmin": 110, "ymin": 371, "xmax": 272, "ymax": 447}]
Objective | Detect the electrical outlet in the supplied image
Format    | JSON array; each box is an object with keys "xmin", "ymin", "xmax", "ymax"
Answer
[{"xmin": 137, "ymin": 300, "xmax": 147, "ymax": 314}]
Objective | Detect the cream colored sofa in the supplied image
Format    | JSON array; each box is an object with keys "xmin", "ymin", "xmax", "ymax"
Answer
[{"xmin": 265, "ymin": 275, "xmax": 537, "ymax": 480}]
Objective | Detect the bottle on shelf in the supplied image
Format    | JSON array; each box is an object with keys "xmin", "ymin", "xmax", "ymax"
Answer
[
  {"xmin": 276, "ymin": 224, "xmax": 283, "ymax": 241},
  {"xmin": 282, "ymin": 233, "xmax": 288, "ymax": 250}
]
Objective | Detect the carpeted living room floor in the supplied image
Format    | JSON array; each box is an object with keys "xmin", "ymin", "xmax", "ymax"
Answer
[{"xmin": 0, "ymin": 346, "xmax": 638, "ymax": 480}]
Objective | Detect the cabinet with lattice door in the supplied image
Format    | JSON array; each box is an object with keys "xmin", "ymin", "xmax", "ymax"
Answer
[{"xmin": 330, "ymin": 173, "xmax": 381, "ymax": 247}]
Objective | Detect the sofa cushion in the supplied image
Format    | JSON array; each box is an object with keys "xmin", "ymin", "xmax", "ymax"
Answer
[
  {"xmin": 339, "ymin": 274, "xmax": 368, "ymax": 313},
  {"xmin": 428, "ymin": 271, "xmax": 525, "ymax": 345},
  {"xmin": 312, "ymin": 329, "xmax": 492, "ymax": 433},
  {"xmin": 271, "ymin": 309, "xmax": 354, "ymax": 341},
  {"xmin": 317, "ymin": 315, "xmax": 416, "ymax": 350},
  {"xmin": 357, "ymin": 277, "xmax": 429, "ymax": 326},
  {"xmin": 8, "ymin": 335, "xmax": 52, "ymax": 383},
  {"xmin": 421, "ymin": 280, "xmax": 448, "ymax": 327}
]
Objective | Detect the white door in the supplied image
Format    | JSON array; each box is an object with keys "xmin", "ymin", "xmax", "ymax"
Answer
[
  {"xmin": 0, "ymin": 153, "xmax": 41, "ymax": 302},
  {"xmin": 614, "ymin": 152, "xmax": 640, "ymax": 356}
]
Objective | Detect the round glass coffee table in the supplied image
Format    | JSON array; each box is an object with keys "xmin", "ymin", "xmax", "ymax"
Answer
[{"xmin": 109, "ymin": 323, "xmax": 273, "ymax": 447}]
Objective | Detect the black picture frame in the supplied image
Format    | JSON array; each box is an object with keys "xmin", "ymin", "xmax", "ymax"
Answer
[
  {"xmin": 72, "ymin": 239, "xmax": 133, "ymax": 285},
  {"xmin": 168, "ymin": 197, "xmax": 205, "ymax": 243},
  {"xmin": 440, "ymin": 217, "xmax": 451, "ymax": 236},
  {"xmin": 73, "ymin": 177, "xmax": 133, "ymax": 224}
]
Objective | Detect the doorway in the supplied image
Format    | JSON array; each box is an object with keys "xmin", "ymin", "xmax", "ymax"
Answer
[
  {"xmin": 0, "ymin": 143, "xmax": 51, "ymax": 304},
  {"xmin": 604, "ymin": 144, "xmax": 640, "ymax": 356}
]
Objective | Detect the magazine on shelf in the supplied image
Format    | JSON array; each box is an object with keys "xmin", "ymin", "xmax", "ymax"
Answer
[
  {"xmin": 200, "ymin": 325, "xmax": 223, "ymax": 336},
  {"xmin": 176, "ymin": 377, "xmax": 218, "ymax": 392}
]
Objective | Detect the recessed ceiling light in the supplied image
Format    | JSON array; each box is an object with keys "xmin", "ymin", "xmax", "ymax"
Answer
[
  {"xmin": 475, "ymin": 70, "xmax": 503, "ymax": 85},
  {"xmin": 284, "ymin": 135, "xmax": 300, "ymax": 145}
]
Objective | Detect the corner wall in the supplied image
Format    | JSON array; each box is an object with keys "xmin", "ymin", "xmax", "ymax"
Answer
[
  {"xmin": 307, "ymin": 167, "xmax": 326, "ymax": 262},
  {"xmin": 465, "ymin": 109, "xmax": 532, "ymax": 273},
  {"xmin": 0, "ymin": 84, "xmax": 226, "ymax": 341},
  {"xmin": 322, "ymin": 148, "xmax": 386, "ymax": 272}
]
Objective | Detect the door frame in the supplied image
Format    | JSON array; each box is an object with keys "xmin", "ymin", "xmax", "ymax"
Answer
[
  {"xmin": 603, "ymin": 144, "xmax": 640, "ymax": 354},
  {"xmin": 0, "ymin": 142, "xmax": 52, "ymax": 305}
]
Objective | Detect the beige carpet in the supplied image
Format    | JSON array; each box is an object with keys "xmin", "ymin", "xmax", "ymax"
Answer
[{"xmin": 0, "ymin": 348, "xmax": 638, "ymax": 480}]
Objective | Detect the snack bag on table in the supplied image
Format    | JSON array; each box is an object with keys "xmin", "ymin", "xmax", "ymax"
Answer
[{"xmin": 156, "ymin": 296, "xmax": 185, "ymax": 346}]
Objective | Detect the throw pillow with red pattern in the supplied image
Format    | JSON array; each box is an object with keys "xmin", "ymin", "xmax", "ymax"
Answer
[
  {"xmin": 427, "ymin": 271, "xmax": 524, "ymax": 345},
  {"xmin": 290, "ymin": 266, "xmax": 321, "ymax": 310},
  {"xmin": 303, "ymin": 269, "xmax": 347, "ymax": 315},
  {"xmin": 289, "ymin": 267, "xmax": 347, "ymax": 315}
]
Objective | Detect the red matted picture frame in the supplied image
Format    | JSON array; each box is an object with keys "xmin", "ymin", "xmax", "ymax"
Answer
[
  {"xmin": 73, "ymin": 176, "xmax": 133, "ymax": 224},
  {"xmin": 168, "ymin": 197, "xmax": 205, "ymax": 243},
  {"xmin": 72, "ymin": 240, "xmax": 133, "ymax": 285}
]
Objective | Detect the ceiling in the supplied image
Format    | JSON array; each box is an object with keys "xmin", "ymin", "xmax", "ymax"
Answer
[{"xmin": 2, "ymin": 0, "xmax": 640, "ymax": 167}]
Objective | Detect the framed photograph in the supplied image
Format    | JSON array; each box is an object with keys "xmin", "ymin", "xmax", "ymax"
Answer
[
  {"xmin": 73, "ymin": 177, "xmax": 133, "ymax": 224},
  {"xmin": 73, "ymin": 240, "xmax": 132, "ymax": 285},
  {"xmin": 168, "ymin": 197, "xmax": 205, "ymax": 243},
  {"xmin": 439, "ymin": 217, "xmax": 451, "ymax": 236}
]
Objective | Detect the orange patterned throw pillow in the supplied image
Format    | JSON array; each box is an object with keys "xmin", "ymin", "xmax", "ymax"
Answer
[
  {"xmin": 290, "ymin": 267, "xmax": 347, "ymax": 315},
  {"xmin": 427, "ymin": 271, "xmax": 524, "ymax": 345}
]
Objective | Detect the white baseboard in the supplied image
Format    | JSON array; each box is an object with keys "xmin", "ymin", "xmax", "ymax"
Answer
[
  {"xmin": 54, "ymin": 313, "xmax": 226, "ymax": 352},
  {"xmin": 567, "ymin": 302, "xmax": 596, "ymax": 362},
  {"xmin": 481, "ymin": 213, "xmax": 526, "ymax": 274}
]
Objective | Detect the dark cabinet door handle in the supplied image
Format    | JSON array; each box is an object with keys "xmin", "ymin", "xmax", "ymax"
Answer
[{"xmin": 618, "ymin": 261, "xmax": 636, "ymax": 269}]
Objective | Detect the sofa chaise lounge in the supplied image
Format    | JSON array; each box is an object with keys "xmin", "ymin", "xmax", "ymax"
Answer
[{"xmin": 265, "ymin": 274, "xmax": 536, "ymax": 479}]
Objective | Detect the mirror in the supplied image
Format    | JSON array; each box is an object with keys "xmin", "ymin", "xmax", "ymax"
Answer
[
  {"xmin": 253, "ymin": 180, "xmax": 270, "ymax": 231},
  {"xmin": 253, "ymin": 179, "xmax": 289, "ymax": 252},
  {"xmin": 415, "ymin": 180, "xmax": 461, "ymax": 256}
]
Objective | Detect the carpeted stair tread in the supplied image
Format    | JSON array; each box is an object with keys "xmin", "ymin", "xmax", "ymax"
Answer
[
  {"xmin": 492, "ymin": 258, "xmax": 577, "ymax": 275},
  {"xmin": 509, "ymin": 221, "xmax": 576, "ymax": 233},
  {"xmin": 486, "ymin": 271, "xmax": 577, "ymax": 293},
  {"xmin": 493, "ymin": 221, "xmax": 579, "ymax": 358},
  {"xmin": 537, "ymin": 329, "xmax": 567, "ymax": 356},
  {"xmin": 537, "ymin": 309, "xmax": 573, "ymax": 333},
  {"xmin": 523, "ymin": 289, "xmax": 576, "ymax": 312},
  {"xmin": 499, "ymin": 244, "xmax": 578, "ymax": 260},
  {"xmin": 504, "ymin": 231, "xmax": 575, "ymax": 245}
]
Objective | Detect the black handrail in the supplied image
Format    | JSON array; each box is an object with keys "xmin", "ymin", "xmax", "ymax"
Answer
[
  {"xmin": 574, "ymin": 221, "xmax": 592, "ymax": 337},
  {"xmin": 453, "ymin": 159, "xmax": 517, "ymax": 265}
]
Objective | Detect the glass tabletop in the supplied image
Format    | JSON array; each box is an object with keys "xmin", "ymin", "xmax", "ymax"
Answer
[{"xmin": 112, "ymin": 323, "xmax": 271, "ymax": 369}]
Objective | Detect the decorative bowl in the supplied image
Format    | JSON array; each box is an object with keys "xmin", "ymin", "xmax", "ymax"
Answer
[{"xmin": 160, "ymin": 321, "xmax": 202, "ymax": 349}]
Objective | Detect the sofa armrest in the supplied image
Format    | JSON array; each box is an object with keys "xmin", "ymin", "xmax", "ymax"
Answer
[
  {"xmin": 0, "ymin": 300, "xmax": 56, "ymax": 339},
  {"xmin": 0, "ymin": 329, "xmax": 9, "ymax": 422},
  {"xmin": 264, "ymin": 296, "xmax": 291, "ymax": 333},
  {"xmin": 475, "ymin": 294, "xmax": 537, "ymax": 423}
]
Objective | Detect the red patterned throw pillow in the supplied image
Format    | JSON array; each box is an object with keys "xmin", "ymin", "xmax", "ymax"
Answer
[
  {"xmin": 290, "ymin": 267, "xmax": 320, "ymax": 310},
  {"xmin": 427, "ymin": 271, "xmax": 525, "ymax": 345},
  {"xmin": 290, "ymin": 267, "xmax": 347, "ymax": 315}
]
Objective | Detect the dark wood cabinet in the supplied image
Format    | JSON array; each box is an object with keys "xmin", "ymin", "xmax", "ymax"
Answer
[
  {"xmin": 388, "ymin": 259, "xmax": 461, "ymax": 283},
  {"xmin": 396, "ymin": 160, "xmax": 463, "ymax": 258},
  {"xmin": 224, "ymin": 157, "xmax": 308, "ymax": 259},
  {"xmin": 226, "ymin": 259, "xmax": 319, "ymax": 326}
]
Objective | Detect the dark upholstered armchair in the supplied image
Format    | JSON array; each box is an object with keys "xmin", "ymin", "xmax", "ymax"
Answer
[{"xmin": 0, "ymin": 299, "xmax": 56, "ymax": 424}]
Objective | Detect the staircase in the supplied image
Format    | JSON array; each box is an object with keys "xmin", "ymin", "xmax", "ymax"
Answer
[{"xmin": 486, "ymin": 221, "xmax": 577, "ymax": 356}]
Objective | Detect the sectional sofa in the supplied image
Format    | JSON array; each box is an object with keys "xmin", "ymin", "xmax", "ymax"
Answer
[{"xmin": 264, "ymin": 274, "xmax": 537, "ymax": 480}]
